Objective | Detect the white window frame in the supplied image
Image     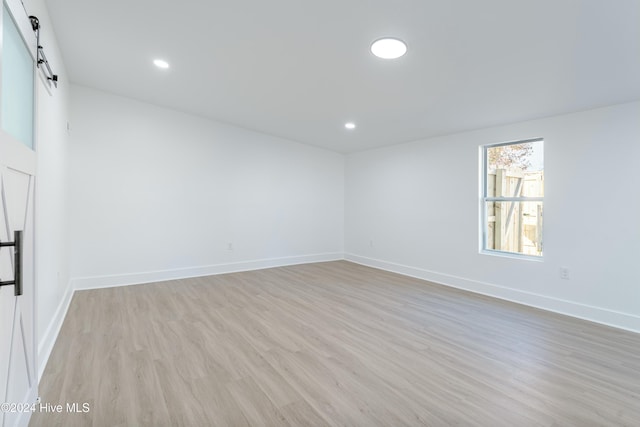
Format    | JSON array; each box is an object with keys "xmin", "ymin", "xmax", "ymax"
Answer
[{"xmin": 481, "ymin": 138, "xmax": 544, "ymax": 260}]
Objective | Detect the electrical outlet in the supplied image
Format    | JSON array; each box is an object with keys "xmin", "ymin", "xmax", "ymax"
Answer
[{"xmin": 559, "ymin": 267, "xmax": 570, "ymax": 280}]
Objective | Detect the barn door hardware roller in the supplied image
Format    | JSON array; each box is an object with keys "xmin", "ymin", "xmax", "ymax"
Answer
[
  {"xmin": 28, "ymin": 16, "xmax": 58, "ymax": 88},
  {"xmin": 0, "ymin": 231, "xmax": 23, "ymax": 296}
]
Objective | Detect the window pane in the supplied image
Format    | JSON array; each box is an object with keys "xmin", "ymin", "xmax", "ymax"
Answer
[
  {"xmin": 485, "ymin": 201, "xmax": 543, "ymax": 256},
  {"xmin": 1, "ymin": 5, "xmax": 34, "ymax": 148},
  {"xmin": 486, "ymin": 140, "xmax": 543, "ymax": 197}
]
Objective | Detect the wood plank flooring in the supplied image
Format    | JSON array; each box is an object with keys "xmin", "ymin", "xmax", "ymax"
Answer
[{"xmin": 30, "ymin": 261, "xmax": 640, "ymax": 426}]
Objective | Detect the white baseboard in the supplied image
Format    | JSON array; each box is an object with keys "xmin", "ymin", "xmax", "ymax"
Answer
[
  {"xmin": 345, "ymin": 253, "xmax": 640, "ymax": 334},
  {"xmin": 70, "ymin": 252, "xmax": 344, "ymax": 291},
  {"xmin": 37, "ymin": 280, "xmax": 74, "ymax": 382}
]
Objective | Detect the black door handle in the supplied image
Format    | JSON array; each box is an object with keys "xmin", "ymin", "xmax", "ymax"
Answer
[{"xmin": 0, "ymin": 230, "xmax": 23, "ymax": 296}]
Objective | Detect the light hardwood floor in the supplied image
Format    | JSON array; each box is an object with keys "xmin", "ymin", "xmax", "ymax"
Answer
[{"xmin": 30, "ymin": 261, "xmax": 640, "ymax": 426}]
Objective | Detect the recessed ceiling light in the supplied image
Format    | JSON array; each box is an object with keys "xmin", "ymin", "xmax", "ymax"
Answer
[
  {"xmin": 153, "ymin": 59, "xmax": 170, "ymax": 69},
  {"xmin": 370, "ymin": 38, "xmax": 407, "ymax": 59},
  {"xmin": 345, "ymin": 122, "xmax": 356, "ymax": 130}
]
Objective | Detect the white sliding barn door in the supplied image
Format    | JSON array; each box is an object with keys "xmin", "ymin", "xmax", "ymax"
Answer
[{"xmin": 0, "ymin": 1, "xmax": 38, "ymax": 426}]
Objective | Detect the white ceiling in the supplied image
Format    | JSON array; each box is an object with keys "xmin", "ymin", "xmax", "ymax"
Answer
[{"xmin": 45, "ymin": 0, "xmax": 640, "ymax": 153}]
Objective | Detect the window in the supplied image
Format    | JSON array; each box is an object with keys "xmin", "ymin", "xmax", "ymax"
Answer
[
  {"xmin": 482, "ymin": 139, "xmax": 543, "ymax": 257},
  {"xmin": 1, "ymin": 3, "xmax": 35, "ymax": 148}
]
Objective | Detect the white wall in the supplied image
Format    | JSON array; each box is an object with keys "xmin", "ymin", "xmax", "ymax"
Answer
[
  {"xmin": 346, "ymin": 101, "xmax": 640, "ymax": 332},
  {"xmin": 68, "ymin": 86, "xmax": 344, "ymax": 288},
  {"xmin": 25, "ymin": 0, "xmax": 73, "ymax": 379}
]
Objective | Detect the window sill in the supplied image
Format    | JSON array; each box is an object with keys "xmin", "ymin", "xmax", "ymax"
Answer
[{"xmin": 480, "ymin": 249, "xmax": 543, "ymax": 262}]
